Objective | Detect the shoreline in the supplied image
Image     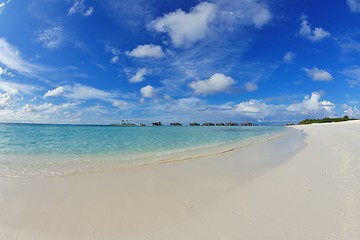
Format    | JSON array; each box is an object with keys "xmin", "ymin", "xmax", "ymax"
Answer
[
  {"xmin": 1, "ymin": 121, "xmax": 359, "ymax": 239},
  {"xmin": 1, "ymin": 126, "xmax": 291, "ymax": 178}
]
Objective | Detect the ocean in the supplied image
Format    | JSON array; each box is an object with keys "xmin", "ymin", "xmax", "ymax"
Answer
[{"xmin": 0, "ymin": 123, "xmax": 288, "ymax": 177}]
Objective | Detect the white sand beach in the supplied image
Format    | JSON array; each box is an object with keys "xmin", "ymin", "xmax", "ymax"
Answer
[{"xmin": 0, "ymin": 120, "xmax": 359, "ymax": 239}]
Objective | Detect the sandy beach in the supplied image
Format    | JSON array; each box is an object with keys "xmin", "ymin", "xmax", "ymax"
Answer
[{"xmin": 1, "ymin": 121, "xmax": 359, "ymax": 240}]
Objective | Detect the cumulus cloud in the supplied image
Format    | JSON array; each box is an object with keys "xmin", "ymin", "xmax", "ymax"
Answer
[
  {"xmin": 129, "ymin": 68, "xmax": 147, "ymax": 83},
  {"xmin": 298, "ymin": 17, "xmax": 330, "ymax": 42},
  {"xmin": 0, "ymin": 38, "xmax": 42, "ymax": 75},
  {"xmin": 347, "ymin": 0, "xmax": 360, "ymax": 12},
  {"xmin": 68, "ymin": 0, "xmax": 93, "ymax": 16},
  {"xmin": 235, "ymin": 99, "xmax": 274, "ymax": 117},
  {"xmin": 343, "ymin": 104, "xmax": 360, "ymax": 118},
  {"xmin": 0, "ymin": 88, "xmax": 19, "ymax": 109},
  {"xmin": 126, "ymin": 44, "xmax": 165, "ymax": 58},
  {"xmin": 36, "ymin": 26, "xmax": 64, "ymax": 49},
  {"xmin": 283, "ymin": 51, "xmax": 295, "ymax": 64},
  {"xmin": 304, "ymin": 67, "xmax": 334, "ymax": 81},
  {"xmin": 287, "ymin": 91, "xmax": 335, "ymax": 116},
  {"xmin": 0, "ymin": 100, "xmax": 80, "ymax": 124},
  {"xmin": 189, "ymin": 73, "xmax": 236, "ymax": 95},
  {"xmin": 149, "ymin": 2, "xmax": 217, "ymax": 47},
  {"xmin": 140, "ymin": 85, "xmax": 155, "ymax": 98},
  {"xmin": 232, "ymin": 91, "xmax": 336, "ymax": 121}
]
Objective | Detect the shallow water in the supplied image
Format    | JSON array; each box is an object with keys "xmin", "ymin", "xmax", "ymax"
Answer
[{"xmin": 0, "ymin": 123, "xmax": 287, "ymax": 177}]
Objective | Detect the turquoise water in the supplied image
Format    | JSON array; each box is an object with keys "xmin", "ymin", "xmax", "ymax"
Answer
[{"xmin": 0, "ymin": 123, "xmax": 287, "ymax": 177}]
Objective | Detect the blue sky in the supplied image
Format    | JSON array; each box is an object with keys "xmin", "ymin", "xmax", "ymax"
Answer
[{"xmin": 0, "ymin": 0, "xmax": 360, "ymax": 124}]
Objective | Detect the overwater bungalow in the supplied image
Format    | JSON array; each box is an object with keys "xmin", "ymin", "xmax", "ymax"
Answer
[{"xmin": 226, "ymin": 122, "xmax": 239, "ymax": 126}]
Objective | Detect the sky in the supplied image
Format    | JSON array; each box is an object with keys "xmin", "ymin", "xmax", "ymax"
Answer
[{"xmin": 0, "ymin": 0, "xmax": 360, "ymax": 124}]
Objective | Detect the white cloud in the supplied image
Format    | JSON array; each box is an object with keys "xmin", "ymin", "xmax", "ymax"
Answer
[
  {"xmin": 150, "ymin": 2, "xmax": 217, "ymax": 47},
  {"xmin": 129, "ymin": 68, "xmax": 147, "ymax": 83},
  {"xmin": 287, "ymin": 91, "xmax": 335, "ymax": 116},
  {"xmin": 44, "ymin": 86, "xmax": 66, "ymax": 98},
  {"xmin": 0, "ymin": 88, "xmax": 19, "ymax": 109},
  {"xmin": 0, "ymin": 80, "xmax": 39, "ymax": 95},
  {"xmin": 68, "ymin": 0, "xmax": 93, "ymax": 16},
  {"xmin": 235, "ymin": 99, "xmax": 274, "ymax": 117},
  {"xmin": 244, "ymin": 82, "xmax": 258, "ymax": 92},
  {"xmin": 283, "ymin": 51, "xmax": 295, "ymax": 64},
  {"xmin": 140, "ymin": 85, "xmax": 155, "ymax": 98},
  {"xmin": 343, "ymin": 104, "xmax": 360, "ymax": 118},
  {"xmin": 37, "ymin": 26, "xmax": 64, "ymax": 49},
  {"xmin": 110, "ymin": 56, "xmax": 119, "ymax": 64},
  {"xmin": 126, "ymin": 44, "xmax": 165, "ymax": 58},
  {"xmin": 189, "ymin": 73, "xmax": 236, "ymax": 95},
  {"xmin": 22, "ymin": 102, "xmax": 76, "ymax": 114},
  {"xmin": 43, "ymin": 84, "xmax": 133, "ymax": 110},
  {"xmin": 0, "ymin": 38, "xmax": 42, "ymax": 75},
  {"xmin": 44, "ymin": 84, "xmax": 116, "ymax": 101},
  {"xmin": 215, "ymin": 0, "xmax": 272, "ymax": 29},
  {"xmin": 0, "ymin": 2, "xmax": 5, "ymax": 14},
  {"xmin": 304, "ymin": 67, "xmax": 334, "ymax": 81},
  {"xmin": 347, "ymin": 0, "xmax": 360, "ymax": 13},
  {"xmin": 298, "ymin": 17, "xmax": 330, "ymax": 42},
  {"xmin": 0, "ymin": 67, "xmax": 15, "ymax": 77},
  {"xmin": 0, "ymin": 0, "xmax": 11, "ymax": 14},
  {"xmin": 232, "ymin": 91, "xmax": 336, "ymax": 121}
]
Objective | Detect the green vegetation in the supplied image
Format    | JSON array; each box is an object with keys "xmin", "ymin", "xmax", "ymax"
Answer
[{"xmin": 298, "ymin": 116, "xmax": 357, "ymax": 125}]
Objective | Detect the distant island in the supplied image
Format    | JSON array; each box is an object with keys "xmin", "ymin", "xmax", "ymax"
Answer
[{"xmin": 298, "ymin": 116, "xmax": 357, "ymax": 125}]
